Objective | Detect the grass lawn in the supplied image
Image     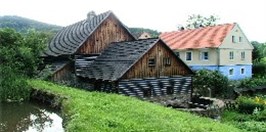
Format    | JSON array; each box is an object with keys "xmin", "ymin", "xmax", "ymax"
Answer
[
  {"xmin": 29, "ymin": 79, "xmax": 241, "ymax": 132},
  {"xmin": 222, "ymin": 110, "xmax": 266, "ymax": 132}
]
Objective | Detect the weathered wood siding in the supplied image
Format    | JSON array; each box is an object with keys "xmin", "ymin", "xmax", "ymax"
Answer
[
  {"xmin": 77, "ymin": 14, "xmax": 135, "ymax": 54},
  {"xmin": 51, "ymin": 63, "xmax": 73, "ymax": 82},
  {"xmin": 122, "ymin": 41, "xmax": 192, "ymax": 79}
]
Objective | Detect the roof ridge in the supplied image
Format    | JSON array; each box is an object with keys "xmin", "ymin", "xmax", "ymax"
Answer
[
  {"xmin": 110, "ymin": 37, "xmax": 159, "ymax": 44},
  {"xmin": 162, "ymin": 23, "xmax": 235, "ymax": 34},
  {"xmin": 160, "ymin": 23, "xmax": 235, "ymax": 50}
]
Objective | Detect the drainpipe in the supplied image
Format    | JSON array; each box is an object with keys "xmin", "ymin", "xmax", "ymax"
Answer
[{"xmin": 217, "ymin": 48, "xmax": 220, "ymax": 71}]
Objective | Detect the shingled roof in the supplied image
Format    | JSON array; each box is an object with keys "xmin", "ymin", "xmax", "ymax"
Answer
[
  {"xmin": 160, "ymin": 23, "xmax": 235, "ymax": 50},
  {"xmin": 43, "ymin": 11, "xmax": 133, "ymax": 57},
  {"xmin": 77, "ymin": 38, "xmax": 160, "ymax": 81}
]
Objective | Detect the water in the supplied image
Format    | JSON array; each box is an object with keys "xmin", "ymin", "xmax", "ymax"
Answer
[{"xmin": 0, "ymin": 101, "xmax": 64, "ymax": 132}]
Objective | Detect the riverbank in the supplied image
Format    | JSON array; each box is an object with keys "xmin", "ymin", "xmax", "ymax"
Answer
[{"xmin": 29, "ymin": 79, "xmax": 241, "ymax": 131}]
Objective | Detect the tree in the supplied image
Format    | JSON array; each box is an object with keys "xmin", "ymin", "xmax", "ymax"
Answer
[
  {"xmin": 251, "ymin": 41, "xmax": 266, "ymax": 63},
  {"xmin": 193, "ymin": 70, "xmax": 229, "ymax": 97},
  {"xmin": 129, "ymin": 28, "xmax": 160, "ymax": 38},
  {"xmin": 184, "ymin": 14, "xmax": 219, "ymax": 29},
  {"xmin": 0, "ymin": 28, "xmax": 47, "ymax": 101}
]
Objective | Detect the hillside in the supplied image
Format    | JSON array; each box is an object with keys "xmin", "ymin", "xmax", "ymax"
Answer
[
  {"xmin": 0, "ymin": 15, "xmax": 62, "ymax": 33},
  {"xmin": 30, "ymin": 79, "xmax": 241, "ymax": 132},
  {"xmin": 129, "ymin": 27, "xmax": 160, "ymax": 38},
  {"xmin": 0, "ymin": 15, "xmax": 160, "ymax": 38}
]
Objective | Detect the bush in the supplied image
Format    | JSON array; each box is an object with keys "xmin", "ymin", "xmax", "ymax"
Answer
[
  {"xmin": 0, "ymin": 66, "xmax": 30, "ymax": 102},
  {"xmin": 237, "ymin": 76, "xmax": 266, "ymax": 89},
  {"xmin": 236, "ymin": 96, "xmax": 264, "ymax": 114},
  {"xmin": 253, "ymin": 63, "xmax": 266, "ymax": 76},
  {"xmin": 193, "ymin": 70, "xmax": 229, "ymax": 97}
]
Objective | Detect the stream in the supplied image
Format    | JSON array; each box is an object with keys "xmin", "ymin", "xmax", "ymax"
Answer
[{"xmin": 0, "ymin": 101, "xmax": 64, "ymax": 132}]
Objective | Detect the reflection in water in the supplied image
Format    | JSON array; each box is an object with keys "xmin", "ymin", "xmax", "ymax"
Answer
[{"xmin": 0, "ymin": 101, "xmax": 64, "ymax": 132}]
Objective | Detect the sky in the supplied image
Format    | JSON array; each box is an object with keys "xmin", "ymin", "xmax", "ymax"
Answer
[{"xmin": 0, "ymin": 0, "xmax": 265, "ymax": 42}]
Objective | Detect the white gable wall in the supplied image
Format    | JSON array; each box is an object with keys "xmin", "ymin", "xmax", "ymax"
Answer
[{"xmin": 219, "ymin": 24, "xmax": 253, "ymax": 65}]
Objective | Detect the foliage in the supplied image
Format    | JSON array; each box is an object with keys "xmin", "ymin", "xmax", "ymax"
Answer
[
  {"xmin": 129, "ymin": 27, "xmax": 160, "ymax": 38},
  {"xmin": 251, "ymin": 41, "xmax": 266, "ymax": 62},
  {"xmin": 222, "ymin": 95, "xmax": 266, "ymax": 131},
  {"xmin": 0, "ymin": 15, "xmax": 62, "ymax": 33},
  {"xmin": 0, "ymin": 66, "xmax": 30, "ymax": 102},
  {"xmin": 222, "ymin": 111, "xmax": 266, "ymax": 132},
  {"xmin": 0, "ymin": 28, "xmax": 46, "ymax": 101},
  {"xmin": 29, "ymin": 79, "xmax": 241, "ymax": 132},
  {"xmin": 236, "ymin": 76, "xmax": 266, "ymax": 88},
  {"xmin": 185, "ymin": 14, "xmax": 219, "ymax": 29},
  {"xmin": 236, "ymin": 96, "xmax": 264, "ymax": 114},
  {"xmin": 253, "ymin": 63, "xmax": 266, "ymax": 76},
  {"xmin": 193, "ymin": 69, "xmax": 229, "ymax": 97}
]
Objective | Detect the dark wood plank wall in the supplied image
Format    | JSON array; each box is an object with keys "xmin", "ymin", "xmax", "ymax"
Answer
[
  {"xmin": 122, "ymin": 41, "xmax": 191, "ymax": 79},
  {"xmin": 77, "ymin": 14, "xmax": 135, "ymax": 54},
  {"xmin": 51, "ymin": 63, "xmax": 73, "ymax": 82}
]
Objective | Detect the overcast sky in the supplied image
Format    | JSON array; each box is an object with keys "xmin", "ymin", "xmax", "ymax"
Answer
[{"xmin": 1, "ymin": 0, "xmax": 265, "ymax": 42}]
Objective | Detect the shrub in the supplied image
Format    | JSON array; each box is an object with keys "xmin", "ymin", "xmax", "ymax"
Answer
[
  {"xmin": 193, "ymin": 69, "xmax": 229, "ymax": 97},
  {"xmin": 0, "ymin": 66, "xmax": 30, "ymax": 102},
  {"xmin": 236, "ymin": 96, "xmax": 264, "ymax": 114},
  {"xmin": 253, "ymin": 63, "xmax": 266, "ymax": 76},
  {"xmin": 237, "ymin": 76, "xmax": 266, "ymax": 89}
]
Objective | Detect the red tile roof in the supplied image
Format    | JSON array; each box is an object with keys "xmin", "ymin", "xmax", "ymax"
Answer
[{"xmin": 160, "ymin": 23, "xmax": 235, "ymax": 50}]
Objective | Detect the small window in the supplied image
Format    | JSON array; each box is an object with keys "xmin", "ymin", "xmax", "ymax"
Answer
[
  {"xmin": 232, "ymin": 36, "xmax": 236, "ymax": 43},
  {"xmin": 239, "ymin": 37, "xmax": 242, "ymax": 42},
  {"xmin": 229, "ymin": 51, "xmax": 234, "ymax": 60},
  {"xmin": 186, "ymin": 52, "xmax": 192, "ymax": 61},
  {"xmin": 229, "ymin": 68, "xmax": 234, "ymax": 75},
  {"xmin": 163, "ymin": 57, "xmax": 171, "ymax": 66},
  {"xmin": 166, "ymin": 87, "xmax": 174, "ymax": 95},
  {"xmin": 175, "ymin": 52, "xmax": 180, "ymax": 57},
  {"xmin": 148, "ymin": 57, "xmax": 156, "ymax": 67},
  {"xmin": 201, "ymin": 51, "xmax": 209, "ymax": 60},
  {"xmin": 240, "ymin": 68, "xmax": 245, "ymax": 75},
  {"xmin": 241, "ymin": 51, "xmax": 245, "ymax": 60},
  {"xmin": 143, "ymin": 88, "xmax": 151, "ymax": 97}
]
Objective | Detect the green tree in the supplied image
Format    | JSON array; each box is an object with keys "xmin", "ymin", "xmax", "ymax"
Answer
[
  {"xmin": 185, "ymin": 14, "xmax": 219, "ymax": 29},
  {"xmin": 0, "ymin": 28, "xmax": 46, "ymax": 101},
  {"xmin": 251, "ymin": 41, "xmax": 266, "ymax": 63},
  {"xmin": 129, "ymin": 28, "xmax": 160, "ymax": 38},
  {"xmin": 193, "ymin": 69, "xmax": 229, "ymax": 97}
]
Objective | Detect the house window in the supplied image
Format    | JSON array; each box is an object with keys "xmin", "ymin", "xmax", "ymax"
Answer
[
  {"xmin": 229, "ymin": 51, "xmax": 234, "ymax": 60},
  {"xmin": 163, "ymin": 57, "xmax": 171, "ymax": 66},
  {"xmin": 148, "ymin": 57, "xmax": 156, "ymax": 67},
  {"xmin": 175, "ymin": 52, "xmax": 180, "ymax": 57},
  {"xmin": 239, "ymin": 37, "xmax": 242, "ymax": 42},
  {"xmin": 200, "ymin": 51, "xmax": 209, "ymax": 60},
  {"xmin": 166, "ymin": 87, "xmax": 174, "ymax": 95},
  {"xmin": 241, "ymin": 51, "xmax": 245, "ymax": 60},
  {"xmin": 240, "ymin": 67, "xmax": 245, "ymax": 75},
  {"xmin": 229, "ymin": 68, "xmax": 234, "ymax": 75},
  {"xmin": 186, "ymin": 51, "xmax": 192, "ymax": 61},
  {"xmin": 232, "ymin": 36, "xmax": 236, "ymax": 43},
  {"xmin": 143, "ymin": 88, "xmax": 151, "ymax": 97}
]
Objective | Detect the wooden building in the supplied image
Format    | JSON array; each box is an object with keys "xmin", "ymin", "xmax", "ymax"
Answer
[
  {"xmin": 42, "ymin": 11, "xmax": 135, "ymax": 81},
  {"xmin": 77, "ymin": 38, "xmax": 193, "ymax": 98},
  {"xmin": 42, "ymin": 11, "xmax": 193, "ymax": 99}
]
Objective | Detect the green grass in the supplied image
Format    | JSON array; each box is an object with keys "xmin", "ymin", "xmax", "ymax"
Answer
[
  {"xmin": 222, "ymin": 110, "xmax": 266, "ymax": 132},
  {"xmin": 29, "ymin": 79, "xmax": 241, "ymax": 132}
]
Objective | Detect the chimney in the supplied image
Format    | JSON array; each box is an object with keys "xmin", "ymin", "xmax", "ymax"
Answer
[{"xmin": 87, "ymin": 11, "xmax": 96, "ymax": 21}]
